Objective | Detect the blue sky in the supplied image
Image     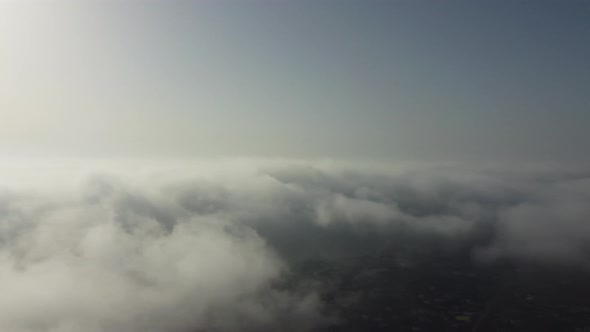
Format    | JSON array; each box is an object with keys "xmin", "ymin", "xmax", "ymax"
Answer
[{"xmin": 1, "ymin": 0, "xmax": 589, "ymax": 162}]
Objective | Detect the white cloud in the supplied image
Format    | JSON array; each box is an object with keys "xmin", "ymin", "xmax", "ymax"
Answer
[{"xmin": 0, "ymin": 159, "xmax": 589, "ymax": 331}]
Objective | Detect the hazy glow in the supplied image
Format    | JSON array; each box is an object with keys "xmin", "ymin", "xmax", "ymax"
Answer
[
  {"xmin": 0, "ymin": 0, "xmax": 589, "ymax": 161},
  {"xmin": 1, "ymin": 2, "xmax": 589, "ymax": 331}
]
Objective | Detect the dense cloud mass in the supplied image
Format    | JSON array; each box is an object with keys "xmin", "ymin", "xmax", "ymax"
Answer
[{"xmin": 0, "ymin": 159, "xmax": 589, "ymax": 331}]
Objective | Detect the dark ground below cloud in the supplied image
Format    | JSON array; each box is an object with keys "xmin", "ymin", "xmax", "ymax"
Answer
[{"xmin": 294, "ymin": 243, "xmax": 590, "ymax": 332}]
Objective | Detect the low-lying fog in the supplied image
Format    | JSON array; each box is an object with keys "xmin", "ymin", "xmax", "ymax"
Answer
[{"xmin": 1, "ymin": 158, "xmax": 589, "ymax": 332}]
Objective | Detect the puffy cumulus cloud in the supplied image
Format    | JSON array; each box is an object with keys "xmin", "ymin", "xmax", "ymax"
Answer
[
  {"xmin": 0, "ymin": 171, "xmax": 324, "ymax": 332},
  {"xmin": 0, "ymin": 158, "xmax": 590, "ymax": 331},
  {"xmin": 477, "ymin": 176, "xmax": 590, "ymax": 266}
]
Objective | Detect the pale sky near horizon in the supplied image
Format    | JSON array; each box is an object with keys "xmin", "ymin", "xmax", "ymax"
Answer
[{"xmin": 1, "ymin": 0, "xmax": 589, "ymax": 162}]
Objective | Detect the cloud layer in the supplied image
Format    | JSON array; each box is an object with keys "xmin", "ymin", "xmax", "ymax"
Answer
[{"xmin": 0, "ymin": 159, "xmax": 589, "ymax": 331}]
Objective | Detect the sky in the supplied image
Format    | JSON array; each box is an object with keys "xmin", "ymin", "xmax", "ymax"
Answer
[
  {"xmin": 1, "ymin": 0, "xmax": 589, "ymax": 162},
  {"xmin": 1, "ymin": 2, "xmax": 590, "ymax": 330}
]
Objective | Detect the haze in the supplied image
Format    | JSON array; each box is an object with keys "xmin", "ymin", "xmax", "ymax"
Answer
[
  {"xmin": 1, "ymin": 1, "xmax": 590, "ymax": 332},
  {"xmin": 1, "ymin": 0, "xmax": 589, "ymax": 161}
]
